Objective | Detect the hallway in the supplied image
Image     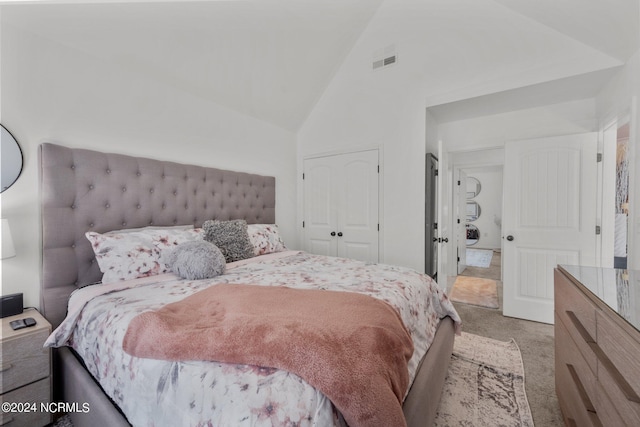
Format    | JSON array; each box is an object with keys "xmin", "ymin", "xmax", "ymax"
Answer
[
  {"xmin": 446, "ymin": 249, "xmax": 502, "ymax": 309},
  {"xmin": 460, "ymin": 249, "xmax": 501, "ymax": 281}
]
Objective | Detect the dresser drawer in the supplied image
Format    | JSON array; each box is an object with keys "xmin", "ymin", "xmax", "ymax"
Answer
[
  {"xmin": 555, "ymin": 314, "xmax": 601, "ymax": 427},
  {"xmin": 0, "ymin": 328, "xmax": 50, "ymax": 394},
  {"xmin": 0, "ymin": 377, "xmax": 51, "ymax": 427},
  {"xmin": 596, "ymin": 311, "xmax": 640, "ymax": 425},
  {"xmin": 554, "ymin": 269, "xmax": 598, "ymax": 372},
  {"xmin": 593, "ymin": 379, "xmax": 628, "ymax": 427}
]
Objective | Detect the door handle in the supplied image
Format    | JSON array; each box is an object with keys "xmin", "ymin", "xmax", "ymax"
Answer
[
  {"xmin": 442, "ymin": 238, "xmax": 448, "ymax": 243},
  {"xmin": 330, "ymin": 231, "xmax": 336, "ymax": 236},
  {"xmin": 506, "ymin": 235, "xmax": 514, "ymax": 241},
  {"xmin": 337, "ymin": 232, "xmax": 343, "ymax": 237}
]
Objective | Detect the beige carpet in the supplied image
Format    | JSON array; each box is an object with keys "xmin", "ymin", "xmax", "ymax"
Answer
[
  {"xmin": 434, "ymin": 332, "xmax": 534, "ymax": 426},
  {"xmin": 450, "ymin": 276, "xmax": 499, "ymax": 308}
]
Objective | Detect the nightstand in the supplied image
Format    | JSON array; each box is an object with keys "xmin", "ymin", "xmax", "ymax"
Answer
[{"xmin": 0, "ymin": 308, "xmax": 52, "ymax": 427}]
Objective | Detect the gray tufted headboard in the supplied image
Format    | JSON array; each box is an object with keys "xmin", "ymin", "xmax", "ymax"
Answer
[{"xmin": 40, "ymin": 143, "xmax": 276, "ymax": 328}]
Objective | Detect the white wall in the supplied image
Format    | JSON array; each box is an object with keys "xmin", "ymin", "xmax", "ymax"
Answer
[
  {"xmin": 298, "ymin": 34, "xmax": 430, "ymax": 270},
  {"xmin": 0, "ymin": 23, "xmax": 297, "ymax": 309},
  {"xmin": 438, "ymin": 98, "xmax": 598, "ymax": 152},
  {"xmin": 596, "ymin": 51, "xmax": 640, "ymax": 269}
]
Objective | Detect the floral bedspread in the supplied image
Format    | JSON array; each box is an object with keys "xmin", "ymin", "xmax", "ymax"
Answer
[{"xmin": 47, "ymin": 251, "xmax": 461, "ymax": 427}]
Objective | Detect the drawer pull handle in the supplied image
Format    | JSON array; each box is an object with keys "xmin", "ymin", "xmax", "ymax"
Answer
[
  {"xmin": 567, "ymin": 311, "xmax": 640, "ymax": 404},
  {"xmin": 0, "ymin": 363, "xmax": 13, "ymax": 372},
  {"xmin": 0, "ymin": 416, "xmax": 14, "ymax": 426},
  {"xmin": 566, "ymin": 364, "xmax": 597, "ymax": 413},
  {"xmin": 566, "ymin": 311, "xmax": 595, "ymax": 343},
  {"xmin": 590, "ymin": 343, "xmax": 640, "ymax": 404}
]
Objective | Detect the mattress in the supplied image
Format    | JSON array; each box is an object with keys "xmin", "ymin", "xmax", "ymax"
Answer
[{"xmin": 47, "ymin": 251, "xmax": 460, "ymax": 426}]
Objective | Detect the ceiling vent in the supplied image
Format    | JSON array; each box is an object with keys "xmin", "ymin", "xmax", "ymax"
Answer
[{"xmin": 373, "ymin": 44, "xmax": 397, "ymax": 70}]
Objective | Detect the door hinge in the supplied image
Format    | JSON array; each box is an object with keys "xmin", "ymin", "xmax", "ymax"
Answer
[
  {"xmin": 302, "ymin": 221, "xmax": 305, "ymax": 228},
  {"xmin": 596, "ymin": 225, "xmax": 601, "ymax": 235},
  {"xmin": 457, "ymin": 218, "xmax": 461, "ymax": 224},
  {"xmin": 435, "ymin": 169, "xmax": 439, "ymax": 176},
  {"xmin": 597, "ymin": 153, "xmax": 603, "ymax": 163},
  {"xmin": 434, "ymin": 222, "xmax": 438, "ymax": 230},
  {"xmin": 302, "ymin": 173, "xmax": 305, "ymax": 179},
  {"xmin": 377, "ymin": 165, "xmax": 380, "ymax": 173},
  {"xmin": 458, "ymin": 180, "xmax": 461, "ymax": 186},
  {"xmin": 457, "ymin": 256, "xmax": 460, "ymax": 262},
  {"xmin": 377, "ymin": 224, "xmax": 380, "ymax": 231}
]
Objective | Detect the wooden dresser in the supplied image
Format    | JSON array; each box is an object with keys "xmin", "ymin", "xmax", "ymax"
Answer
[{"xmin": 555, "ymin": 265, "xmax": 640, "ymax": 427}]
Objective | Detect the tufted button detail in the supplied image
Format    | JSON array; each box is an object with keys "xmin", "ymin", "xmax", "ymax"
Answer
[
  {"xmin": 162, "ymin": 174, "xmax": 166, "ymax": 179},
  {"xmin": 105, "ymin": 203, "xmax": 110, "ymax": 208},
  {"xmin": 89, "ymin": 223, "xmax": 94, "ymax": 227},
  {"xmin": 161, "ymin": 203, "xmax": 166, "ymax": 209},
  {"xmin": 173, "ymin": 191, "xmax": 177, "ymax": 195},
  {"xmin": 106, "ymin": 169, "xmax": 111, "ymax": 174},
  {"xmin": 149, "ymin": 221, "xmax": 154, "ymax": 225},
  {"xmin": 136, "ymin": 204, "xmax": 142, "ymax": 209},
  {"xmin": 136, "ymin": 171, "xmax": 141, "ymax": 177},
  {"xmin": 122, "ymin": 222, "xmax": 127, "ymax": 226},
  {"xmin": 71, "ymin": 244, "xmax": 76, "ymax": 249},
  {"xmin": 173, "ymin": 220, "xmax": 178, "ymax": 225},
  {"xmin": 70, "ymin": 164, "xmax": 76, "ymax": 170},
  {"xmin": 122, "ymin": 187, "xmax": 127, "ymax": 192},
  {"xmin": 71, "ymin": 204, "xmax": 76, "ymax": 210},
  {"xmin": 150, "ymin": 188, "xmax": 154, "ymax": 194}
]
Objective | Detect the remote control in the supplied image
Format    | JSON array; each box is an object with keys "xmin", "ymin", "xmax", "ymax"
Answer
[{"xmin": 9, "ymin": 317, "xmax": 37, "ymax": 330}]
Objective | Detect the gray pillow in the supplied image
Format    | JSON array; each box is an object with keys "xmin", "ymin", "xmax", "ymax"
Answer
[
  {"xmin": 166, "ymin": 240, "xmax": 226, "ymax": 280},
  {"xmin": 202, "ymin": 219, "xmax": 255, "ymax": 263}
]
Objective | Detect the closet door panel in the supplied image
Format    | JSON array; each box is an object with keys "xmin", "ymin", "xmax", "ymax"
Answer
[
  {"xmin": 303, "ymin": 150, "xmax": 379, "ymax": 263},
  {"xmin": 303, "ymin": 160, "xmax": 337, "ymax": 256},
  {"xmin": 337, "ymin": 151, "xmax": 379, "ymax": 263}
]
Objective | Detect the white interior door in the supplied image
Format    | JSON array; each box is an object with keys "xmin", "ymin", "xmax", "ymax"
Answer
[
  {"xmin": 303, "ymin": 150, "xmax": 379, "ymax": 263},
  {"xmin": 303, "ymin": 159, "xmax": 336, "ymax": 256},
  {"xmin": 457, "ymin": 170, "xmax": 467, "ymax": 274},
  {"xmin": 336, "ymin": 151, "xmax": 379, "ymax": 261},
  {"xmin": 436, "ymin": 140, "xmax": 451, "ymax": 288},
  {"xmin": 503, "ymin": 133, "xmax": 598, "ymax": 324}
]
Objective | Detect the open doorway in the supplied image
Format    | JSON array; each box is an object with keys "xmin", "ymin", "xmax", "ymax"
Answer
[
  {"xmin": 447, "ymin": 150, "xmax": 504, "ymax": 309},
  {"xmin": 455, "ymin": 164, "xmax": 504, "ymax": 281}
]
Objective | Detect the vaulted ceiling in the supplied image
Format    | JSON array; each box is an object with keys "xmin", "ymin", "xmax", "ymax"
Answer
[{"xmin": 2, "ymin": 0, "xmax": 638, "ymax": 130}]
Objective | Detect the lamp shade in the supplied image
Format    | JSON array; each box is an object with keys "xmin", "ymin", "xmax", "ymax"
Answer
[{"xmin": 1, "ymin": 218, "xmax": 16, "ymax": 259}]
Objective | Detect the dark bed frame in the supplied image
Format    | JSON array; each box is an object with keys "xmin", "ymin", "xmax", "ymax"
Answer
[{"xmin": 39, "ymin": 143, "xmax": 454, "ymax": 427}]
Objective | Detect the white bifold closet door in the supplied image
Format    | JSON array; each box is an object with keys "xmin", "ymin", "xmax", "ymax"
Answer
[{"xmin": 303, "ymin": 149, "xmax": 379, "ymax": 263}]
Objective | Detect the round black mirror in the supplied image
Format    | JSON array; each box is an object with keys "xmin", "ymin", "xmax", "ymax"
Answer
[
  {"xmin": 1, "ymin": 124, "xmax": 23, "ymax": 193},
  {"xmin": 466, "ymin": 224, "xmax": 480, "ymax": 246}
]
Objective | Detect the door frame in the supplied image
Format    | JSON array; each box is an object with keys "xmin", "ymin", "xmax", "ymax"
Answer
[
  {"xmin": 447, "ymin": 148, "xmax": 505, "ymax": 279},
  {"xmin": 301, "ymin": 145, "xmax": 384, "ymax": 262}
]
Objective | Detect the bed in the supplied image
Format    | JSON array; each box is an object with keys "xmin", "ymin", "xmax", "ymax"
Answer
[{"xmin": 39, "ymin": 143, "xmax": 460, "ymax": 427}]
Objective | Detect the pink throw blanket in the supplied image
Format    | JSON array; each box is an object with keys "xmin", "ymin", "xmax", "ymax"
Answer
[{"xmin": 123, "ymin": 283, "xmax": 414, "ymax": 427}]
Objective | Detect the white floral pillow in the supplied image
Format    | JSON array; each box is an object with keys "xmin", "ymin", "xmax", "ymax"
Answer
[
  {"xmin": 247, "ymin": 224, "xmax": 287, "ymax": 256},
  {"xmin": 86, "ymin": 227, "xmax": 203, "ymax": 284}
]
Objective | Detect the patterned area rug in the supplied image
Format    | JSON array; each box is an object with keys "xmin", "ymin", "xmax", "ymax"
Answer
[
  {"xmin": 450, "ymin": 276, "xmax": 499, "ymax": 309},
  {"xmin": 466, "ymin": 249, "xmax": 494, "ymax": 268},
  {"xmin": 434, "ymin": 333, "xmax": 534, "ymax": 426}
]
